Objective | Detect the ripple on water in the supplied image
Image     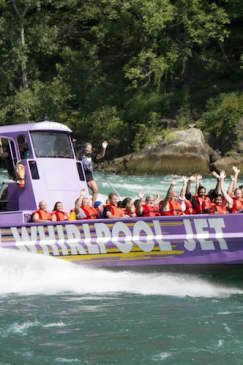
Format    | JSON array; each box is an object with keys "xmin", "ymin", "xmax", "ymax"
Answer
[{"xmin": 152, "ymin": 352, "xmax": 171, "ymax": 362}]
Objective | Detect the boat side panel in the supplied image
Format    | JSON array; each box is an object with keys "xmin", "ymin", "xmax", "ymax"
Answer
[{"xmin": 1, "ymin": 215, "xmax": 243, "ymax": 267}]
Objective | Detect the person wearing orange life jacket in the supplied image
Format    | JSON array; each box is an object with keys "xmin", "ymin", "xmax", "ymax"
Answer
[
  {"xmin": 211, "ymin": 194, "xmax": 228, "ymax": 214},
  {"xmin": 142, "ymin": 195, "xmax": 160, "ymax": 217},
  {"xmin": 103, "ymin": 193, "xmax": 124, "ymax": 218},
  {"xmin": 51, "ymin": 201, "xmax": 69, "ymax": 221},
  {"xmin": 80, "ymin": 197, "xmax": 100, "ymax": 219},
  {"xmin": 122, "ymin": 197, "xmax": 137, "ymax": 217},
  {"xmin": 160, "ymin": 177, "xmax": 184, "ymax": 216},
  {"xmin": 219, "ymin": 170, "xmax": 243, "ymax": 213},
  {"xmin": 32, "ymin": 200, "xmax": 52, "ymax": 222},
  {"xmin": 194, "ymin": 187, "xmax": 213, "ymax": 214},
  {"xmin": 74, "ymin": 189, "xmax": 89, "ymax": 219},
  {"xmin": 184, "ymin": 199, "xmax": 195, "ymax": 215}
]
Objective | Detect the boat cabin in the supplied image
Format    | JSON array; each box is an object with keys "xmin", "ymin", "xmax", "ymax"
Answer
[{"xmin": 0, "ymin": 121, "xmax": 88, "ymax": 223}]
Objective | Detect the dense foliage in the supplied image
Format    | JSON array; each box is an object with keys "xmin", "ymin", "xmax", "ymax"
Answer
[{"xmin": 0, "ymin": 0, "xmax": 243, "ymax": 157}]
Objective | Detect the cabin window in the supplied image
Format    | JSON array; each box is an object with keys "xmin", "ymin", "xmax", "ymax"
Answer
[
  {"xmin": 30, "ymin": 131, "xmax": 74, "ymax": 158},
  {"xmin": 28, "ymin": 160, "xmax": 40, "ymax": 180},
  {"xmin": 0, "ymin": 137, "xmax": 15, "ymax": 179},
  {"xmin": 10, "ymin": 140, "xmax": 17, "ymax": 165},
  {"xmin": 76, "ymin": 162, "xmax": 86, "ymax": 181},
  {"xmin": 17, "ymin": 135, "xmax": 30, "ymax": 159}
]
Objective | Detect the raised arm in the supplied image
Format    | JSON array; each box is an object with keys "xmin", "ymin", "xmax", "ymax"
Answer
[
  {"xmin": 96, "ymin": 141, "xmax": 108, "ymax": 160},
  {"xmin": 74, "ymin": 189, "xmax": 86, "ymax": 213},
  {"xmin": 227, "ymin": 166, "xmax": 240, "ymax": 195},
  {"xmin": 195, "ymin": 175, "xmax": 202, "ymax": 195},
  {"xmin": 219, "ymin": 171, "xmax": 233, "ymax": 208},
  {"xmin": 154, "ymin": 192, "xmax": 160, "ymax": 204},
  {"xmin": 180, "ymin": 176, "xmax": 188, "ymax": 199},
  {"xmin": 212, "ymin": 171, "xmax": 220, "ymax": 194},
  {"xmin": 161, "ymin": 177, "xmax": 176, "ymax": 210}
]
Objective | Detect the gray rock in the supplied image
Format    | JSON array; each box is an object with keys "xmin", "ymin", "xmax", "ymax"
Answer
[{"xmin": 100, "ymin": 128, "xmax": 213, "ymax": 175}]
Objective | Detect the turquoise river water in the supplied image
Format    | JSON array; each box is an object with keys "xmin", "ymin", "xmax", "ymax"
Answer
[{"xmin": 1, "ymin": 172, "xmax": 243, "ymax": 365}]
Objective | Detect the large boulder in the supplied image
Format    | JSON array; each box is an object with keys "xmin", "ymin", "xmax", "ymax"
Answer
[{"xmin": 100, "ymin": 128, "xmax": 212, "ymax": 175}]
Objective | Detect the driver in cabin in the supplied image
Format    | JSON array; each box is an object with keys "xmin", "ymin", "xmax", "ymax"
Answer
[
  {"xmin": 31, "ymin": 201, "xmax": 52, "ymax": 222},
  {"xmin": 18, "ymin": 136, "xmax": 30, "ymax": 159}
]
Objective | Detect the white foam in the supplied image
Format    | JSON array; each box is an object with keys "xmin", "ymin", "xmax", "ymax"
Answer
[{"xmin": 0, "ymin": 249, "xmax": 242, "ymax": 298}]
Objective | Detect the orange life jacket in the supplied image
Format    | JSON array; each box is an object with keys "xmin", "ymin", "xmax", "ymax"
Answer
[
  {"xmin": 51, "ymin": 210, "xmax": 68, "ymax": 221},
  {"xmin": 106, "ymin": 204, "xmax": 124, "ymax": 217},
  {"xmin": 81, "ymin": 206, "xmax": 100, "ymax": 219},
  {"xmin": 184, "ymin": 199, "xmax": 195, "ymax": 215},
  {"xmin": 194, "ymin": 196, "xmax": 212, "ymax": 214},
  {"xmin": 123, "ymin": 208, "xmax": 137, "ymax": 217},
  {"xmin": 33, "ymin": 209, "xmax": 52, "ymax": 221},
  {"xmin": 142, "ymin": 204, "xmax": 160, "ymax": 217},
  {"xmin": 211, "ymin": 203, "xmax": 227, "ymax": 214},
  {"xmin": 230, "ymin": 198, "xmax": 243, "ymax": 214},
  {"xmin": 161, "ymin": 200, "xmax": 183, "ymax": 216}
]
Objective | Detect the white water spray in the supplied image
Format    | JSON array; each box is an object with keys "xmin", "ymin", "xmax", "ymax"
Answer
[{"xmin": 0, "ymin": 249, "xmax": 242, "ymax": 297}]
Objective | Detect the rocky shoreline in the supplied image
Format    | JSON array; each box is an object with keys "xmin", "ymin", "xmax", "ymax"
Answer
[{"xmin": 98, "ymin": 126, "xmax": 243, "ymax": 176}]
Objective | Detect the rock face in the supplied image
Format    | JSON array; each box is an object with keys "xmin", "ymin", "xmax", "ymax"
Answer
[{"xmin": 100, "ymin": 128, "xmax": 213, "ymax": 175}]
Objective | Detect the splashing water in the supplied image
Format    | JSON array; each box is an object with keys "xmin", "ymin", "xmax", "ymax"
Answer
[{"xmin": 0, "ymin": 249, "xmax": 241, "ymax": 298}]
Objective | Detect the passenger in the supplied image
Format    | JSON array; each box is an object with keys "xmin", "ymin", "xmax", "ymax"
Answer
[
  {"xmin": 74, "ymin": 189, "xmax": 88, "ymax": 219},
  {"xmin": 80, "ymin": 141, "xmax": 108, "ymax": 204},
  {"xmin": 51, "ymin": 201, "xmax": 68, "ymax": 221},
  {"xmin": 211, "ymin": 194, "xmax": 227, "ymax": 214},
  {"xmin": 142, "ymin": 195, "xmax": 160, "ymax": 217},
  {"xmin": 178, "ymin": 176, "xmax": 189, "ymax": 214},
  {"xmin": 103, "ymin": 193, "xmax": 124, "ymax": 218},
  {"xmin": 193, "ymin": 175, "xmax": 213, "ymax": 214},
  {"xmin": 219, "ymin": 170, "xmax": 243, "ymax": 213},
  {"xmin": 81, "ymin": 197, "xmax": 100, "ymax": 219},
  {"xmin": 117, "ymin": 200, "xmax": 123, "ymax": 208},
  {"xmin": 134, "ymin": 198, "xmax": 143, "ymax": 217},
  {"xmin": 122, "ymin": 197, "xmax": 136, "ymax": 217},
  {"xmin": 32, "ymin": 201, "xmax": 52, "ymax": 222},
  {"xmin": 160, "ymin": 177, "xmax": 183, "ymax": 216},
  {"xmin": 185, "ymin": 175, "xmax": 198, "ymax": 213}
]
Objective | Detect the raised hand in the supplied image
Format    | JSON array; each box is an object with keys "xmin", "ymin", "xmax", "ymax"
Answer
[
  {"xmin": 171, "ymin": 177, "xmax": 177, "ymax": 186},
  {"xmin": 182, "ymin": 176, "xmax": 189, "ymax": 184},
  {"xmin": 80, "ymin": 189, "xmax": 86, "ymax": 197},
  {"xmin": 232, "ymin": 166, "xmax": 240, "ymax": 175},
  {"xmin": 102, "ymin": 141, "xmax": 108, "ymax": 149},
  {"xmin": 220, "ymin": 170, "xmax": 226, "ymax": 179},
  {"xmin": 212, "ymin": 171, "xmax": 220, "ymax": 179}
]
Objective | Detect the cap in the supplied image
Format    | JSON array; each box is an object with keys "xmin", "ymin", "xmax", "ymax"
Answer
[{"xmin": 94, "ymin": 201, "xmax": 102, "ymax": 208}]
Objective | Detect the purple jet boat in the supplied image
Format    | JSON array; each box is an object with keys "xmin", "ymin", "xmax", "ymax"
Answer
[{"xmin": 1, "ymin": 120, "xmax": 243, "ymax": 272}]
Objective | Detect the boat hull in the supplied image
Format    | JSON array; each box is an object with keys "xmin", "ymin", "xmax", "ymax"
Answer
[{"xmin": 1, "ymin": 214, "xmax": 243, "ymax": 271}]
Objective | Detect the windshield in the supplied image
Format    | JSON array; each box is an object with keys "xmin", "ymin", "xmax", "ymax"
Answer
[{"xmin": 31, "ymin": 131, "xmax": 74, "ymax": 158}]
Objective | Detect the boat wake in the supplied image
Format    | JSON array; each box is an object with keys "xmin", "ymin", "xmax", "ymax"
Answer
[{"xmin": 0, "ymin": 249, "xmax": 242, "ymax": 298}]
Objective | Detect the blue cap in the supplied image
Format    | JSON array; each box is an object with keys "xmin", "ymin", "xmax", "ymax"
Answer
[{"xmin": 94, "ymin": 201, "xmax": 102, "ymax": 208}]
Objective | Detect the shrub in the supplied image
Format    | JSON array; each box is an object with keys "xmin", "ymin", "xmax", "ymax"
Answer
[{"xmin": 202, "ymin": 92, "xmax": 243, "ymax": 154}]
